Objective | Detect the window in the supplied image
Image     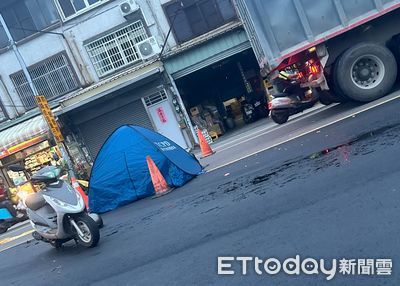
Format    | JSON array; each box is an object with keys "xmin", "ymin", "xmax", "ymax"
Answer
[
  {"xmin": 85, "ymin": 20, "xmax": 148, "ymax": 77},
  {"xmin": 10, "ymin": 53, "xmax": 79, "ymax": 110},
  {"xmin": 164, "ymin": 0, "xmax": 237, "ymax": 44},
  {"xmin": 56, "ymin": 0, "xmax": 107, "ymax": 19},
  {"xmin": 0, "ymin": 0, "xmax": 59, "ymax": 47},
  {"xmin": 144, "ymin": 90, "xmax": 168, "ymax": 107}
]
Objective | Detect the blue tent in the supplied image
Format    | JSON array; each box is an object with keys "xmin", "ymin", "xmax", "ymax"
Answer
[{"xmin": 88, "ymin": 125, "xmax": 203, "ymax": 213}]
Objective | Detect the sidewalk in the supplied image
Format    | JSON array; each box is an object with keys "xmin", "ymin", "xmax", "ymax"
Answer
[{"xmin": 193, "ymin": 103, "xmax": 332, "ymax": 156}]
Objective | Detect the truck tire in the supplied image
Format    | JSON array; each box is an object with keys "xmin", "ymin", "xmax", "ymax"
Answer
[
  {"xmin": 387, "ymin": 34, "xmax": 400, "ymax": 81},
  {"xmin": 331, "ymin": 54, "xmax": 350, "ymax": 102},
  {"xmin": 335, "ymin": 43, "xmax": 397, "ymax": 102}
]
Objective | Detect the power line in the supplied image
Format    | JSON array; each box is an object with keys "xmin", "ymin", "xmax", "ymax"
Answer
[{"xmin": 6, "ymin": 25, "xmax": 64, "ymax": 36}]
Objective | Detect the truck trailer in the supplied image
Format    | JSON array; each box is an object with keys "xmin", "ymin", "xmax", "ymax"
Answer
[{"xmin": 235, "ymin": 0, "xmax": 400, "ymax": 122}]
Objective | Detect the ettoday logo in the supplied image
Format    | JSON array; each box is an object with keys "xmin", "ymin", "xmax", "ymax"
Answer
[{"xmin": 217, "ymin": 256, "xmax": 392, "ymax": 280}]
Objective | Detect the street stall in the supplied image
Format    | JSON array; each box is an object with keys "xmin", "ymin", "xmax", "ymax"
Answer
[
  {"xmin": 0, "ymin": 115, "xmax": 60, "ymax": 203},
  {"xmin": 5, "ymin": 140, "xmax": 61, "ymax": 182}
]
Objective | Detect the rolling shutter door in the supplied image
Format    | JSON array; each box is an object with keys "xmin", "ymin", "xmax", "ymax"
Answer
[{"xmin": 78, "ymin": 99, "xmax": 152, "ymax": 159}]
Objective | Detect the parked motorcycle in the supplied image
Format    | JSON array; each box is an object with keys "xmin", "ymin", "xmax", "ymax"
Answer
[
  {"xmin": 241, "ymin": 101, "xmax": 256, "ymax": 123},
  {"xmin": 0, "ymin": 204, "xmax": 27, "ymax": 234},
  {"xmin": 9, "ymin": 165, "xmax": 100, "ymax": 248},
  {"xmin": 269, "ymin": 84, "xmax": 319, "ymax": 124},
  {"xmin": 241, "ymin": 96, "xmax": 269, "ymax": 124}
]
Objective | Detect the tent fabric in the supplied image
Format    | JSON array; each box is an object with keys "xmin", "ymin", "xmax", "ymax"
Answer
[{"xmin": 88, "ymin": 125, "xmax": 202, "ymax": 213}]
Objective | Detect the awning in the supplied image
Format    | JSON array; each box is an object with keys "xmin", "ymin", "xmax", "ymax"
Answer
[
  {"xmin": 57, "ymin": 61, "xmax": 164, "ymax": 114},
  {"xmin": 164, "ymin": 27, "xmax": 251, "ymax": 79},
  {"xmin": 0, "ymin": 115, "xmax": 49, "ymax": 150}
]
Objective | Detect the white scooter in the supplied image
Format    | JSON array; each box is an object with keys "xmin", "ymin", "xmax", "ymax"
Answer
[{"xmin": 10, "ymin": 165, "xmax": 100, "ymax": 248}]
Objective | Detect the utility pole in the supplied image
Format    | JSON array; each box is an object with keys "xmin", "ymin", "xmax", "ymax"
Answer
[{"xmin": 0, "ymin": 14, "xmax": 75, "ymax": 177}]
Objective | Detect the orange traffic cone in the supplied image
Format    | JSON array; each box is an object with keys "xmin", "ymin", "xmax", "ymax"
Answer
[
  {"xmin": 146, "ymin": 156, "xmax": 173, "ymax": 198},
  {"xmin": 197, "ymin": 129, "xmax": 214, "ymax": 158},
  {"xmin": 71, "ymin": 177, "xmax": 89, "ymax": 209}
]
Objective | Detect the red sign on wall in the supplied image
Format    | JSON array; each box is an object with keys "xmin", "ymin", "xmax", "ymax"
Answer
[{"xmin": 156, "ymin": 107, "xmax": 167, "ymax": 123}]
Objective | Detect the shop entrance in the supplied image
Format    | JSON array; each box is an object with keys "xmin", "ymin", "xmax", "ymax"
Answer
[
  {"xmin": 175, "ymin": 49, "xmax": 268, "ymax": 141},
  {"xmin": 144, "ymin": 91, "xmax": 188, "ymax": 149},
  {"xmin": 0, "ymin": 139, "xmax": 61, "ymax": 205}
]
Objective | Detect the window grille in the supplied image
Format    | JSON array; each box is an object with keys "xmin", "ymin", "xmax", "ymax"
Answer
[
  {"xmin": 11, "ymin": 53, "xmax": 79, "ymax": 109},
  {"xmin": 85, "ymin": 20, "xmax": 148, "ymax": 77},
  {"xmin": 144, "ymin": 90, "xmax": 168, "ymax": 107}
]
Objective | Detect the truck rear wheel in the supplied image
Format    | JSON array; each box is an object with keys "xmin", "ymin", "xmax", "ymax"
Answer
[
  {"xmin": 335, "ymin": 43, "xmax": 397, "ymax": 102},
  {"xmin": 331, "ymin": 54, "xmax": 350, "ymax": 102}
]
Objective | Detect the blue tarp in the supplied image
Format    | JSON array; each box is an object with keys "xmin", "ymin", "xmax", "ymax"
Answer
[{"xmin": 88, "ymin": 125, "xmax": 203, "ymax": 213}]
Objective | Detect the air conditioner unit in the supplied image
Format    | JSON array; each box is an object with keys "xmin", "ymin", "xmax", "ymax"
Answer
[
  {"xmin": 136, "ymin": 36, "xmax": 161, "ymax": 60},
  {"xmin": 119, "ymin": 0, "xmax": 139, "ymax": 17}
]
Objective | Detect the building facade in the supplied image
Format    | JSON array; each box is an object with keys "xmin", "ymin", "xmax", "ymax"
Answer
[{"xmin": 0, "ymin": 0, "xmax": 265, "ymax": 182}]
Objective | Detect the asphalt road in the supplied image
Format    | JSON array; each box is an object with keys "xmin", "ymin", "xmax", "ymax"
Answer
[{"xmin": 1, "ymin": 95, "xmax": 400, "ymax": 286}]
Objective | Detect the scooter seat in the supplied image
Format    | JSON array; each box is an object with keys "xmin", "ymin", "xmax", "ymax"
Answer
[{"xmin": 25, "ymin": 193, "xmax": 46, "ymax": 211}]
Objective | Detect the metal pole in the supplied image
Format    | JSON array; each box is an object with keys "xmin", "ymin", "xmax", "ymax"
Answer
[
  {"xmin": 167, "ymin": 73, "xmax": 198, "ymax": 144},
  {"xmin": 0, "ymin": 14, "xmax": 75, "ymax": 177},
  {"xmin": 0, "ymin": 15, "xmax": 38, "ymax": 96}
]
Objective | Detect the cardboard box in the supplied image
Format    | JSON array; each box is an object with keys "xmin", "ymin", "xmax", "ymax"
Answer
[
  {"xmin": 190, "ymin": 105, "xmax": 203, "ymax": 116},
  {"xmin": 204, "ymin": 113, "xmax": 214, "ymax": 127},
  {"xmin": 230, "ymin": 102, "xmax": 242, "ymax": 117},
  {"xmin": 210, "ymin": 124, "xmax": 223, "ymax": 135},
  {"xmin": 234, "ymin": 117, "xmax": 245, "ymax": 127}
]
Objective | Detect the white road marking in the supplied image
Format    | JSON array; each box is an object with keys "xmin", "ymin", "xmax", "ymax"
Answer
[
  {"xmin": 0, "ymin": 222, "xmax": 31, "ymax": 239},
  {"xmin": 212, "ymin": 104, "xmax": 332, "ymax": 152},
  {"xmin": 0, "ymin": 229, "xmax": 34, "ymax": 253},
  {"xmin": 205, "ymin": 91, "xmax": 400, "ymax": 173},
  {"xmin": 0, "ymin": 223, "xmax": 33, "ymax": 253},
  {"xmin": 213, "ymin": 104, "xmax": 336, "ymax": 154},
  {"xmin": 0, "ymin": 230, "xmax": 34, "ymax": 245}
]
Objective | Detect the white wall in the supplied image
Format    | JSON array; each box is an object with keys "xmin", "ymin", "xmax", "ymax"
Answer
[
  {"xmin": 0, "ymin": 0, "xmax": 178, "ymax": 120},
  {"xmin": 0, "ymin": 33, "xmax": 66, "ymax": 117}
]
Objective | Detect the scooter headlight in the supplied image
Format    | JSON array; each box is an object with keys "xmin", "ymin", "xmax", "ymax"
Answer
[
  {"xmin": 75, "ymin": 191, "xmax": 84, "ymax": 208},
  {"xmin": 49, "ymin": 197, "xmax": 71, "ymax": 208}
]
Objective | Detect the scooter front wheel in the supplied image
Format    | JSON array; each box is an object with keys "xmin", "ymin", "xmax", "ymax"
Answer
[
  {"xmin": 88, "ymin": 213, "xmax": 104, "ymax": 229},
  {"xmin": 73, "ymin": 214, "xmax": 100, "ymax": 248},
  {"xmin": 271, "ymin": 110, "xmax": 289, "ymax": 124}
]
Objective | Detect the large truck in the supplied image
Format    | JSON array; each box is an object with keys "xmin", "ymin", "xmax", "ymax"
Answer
[{"xmin": 234, "ymin": 0, "xmax": 400, "ymax": 122}]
